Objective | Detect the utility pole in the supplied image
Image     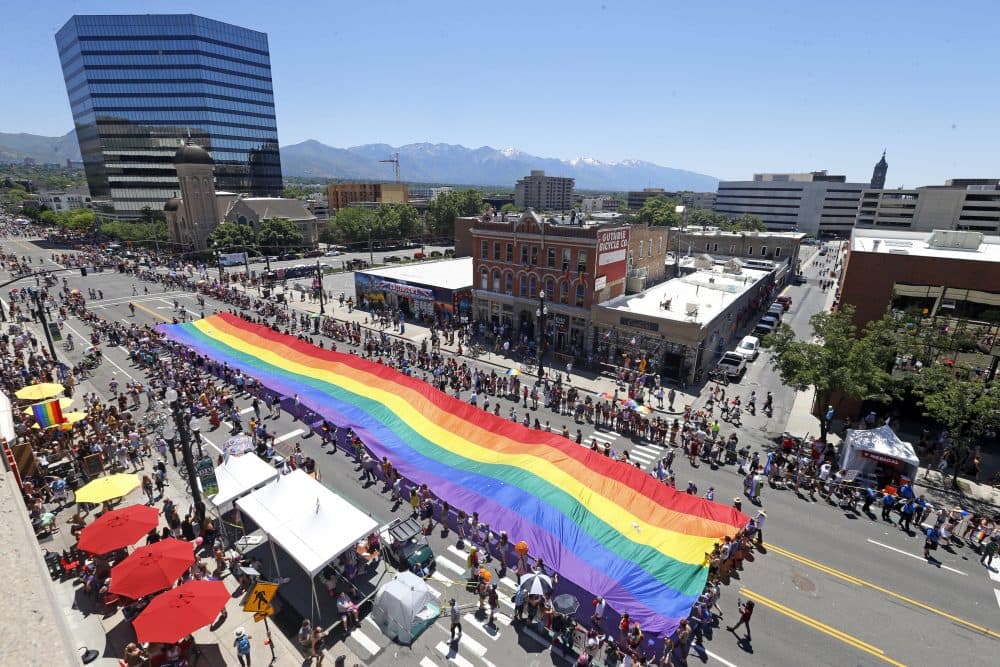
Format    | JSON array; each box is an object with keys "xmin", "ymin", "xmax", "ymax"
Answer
[
  {"xmin": 315, "ymin": 260, "xmax": 325, "ymax": 315},
  {"xmin": 368, "ymin": 224, "xmax": 374, "ymax": 267},
  {"xmin": 32, "ymin": 291, "xmax": 58, "ymax": 359},
  {"xmin": 166, "ymin": 388, "xmax": 206, "ymax": 523},
  {"xmin": 536, "ymin": 290, "xmax": 548, "ymax": 381}
]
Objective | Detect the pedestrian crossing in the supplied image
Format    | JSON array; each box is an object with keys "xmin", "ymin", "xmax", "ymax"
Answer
[
  {"xmin": 342, "ymin": 543, "xmax": 523, "ymax": 666},
  {"xmin": 586, "ymin": 427, "xmax": 667, "ymax": 471}
]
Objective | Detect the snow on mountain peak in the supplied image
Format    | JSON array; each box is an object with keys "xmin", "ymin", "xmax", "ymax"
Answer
[
  {"xmin": 569, "ymin": 156, "xmax": 603, "ymax": 167},
  {"xmin": 500, "ymin": 147, "xmax": 521, "ymax": 158}
]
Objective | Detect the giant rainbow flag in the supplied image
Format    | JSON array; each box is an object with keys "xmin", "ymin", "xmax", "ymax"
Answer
[{"xmin": 159, "ymin": 313, "xmax": 747, "ymax": 634}]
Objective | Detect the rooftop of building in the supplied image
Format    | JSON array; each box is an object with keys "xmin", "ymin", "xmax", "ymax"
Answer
[
  {"xmin": 599, "ymin": 261, "xmax": 770, "ymax": 325},
  {"xmin": 673, "ymin": 226, "xmax": 806, "ymax": 239},
  {"xmin": 850, "ymin": 228, "xmax": 1000, "ymax": 262},
  {"xmin": 357, "ymin": 256, "xmax": 473, "ymax": 290},
  {"xmin": 234, "ymin": 197, "xmax": 316, "ymax": 221},
  {"xmin": 753, "ymin": 171, "xmax": 846, "ymax": 183},
  {"xmin": 867, "ymin": 179, "xmax": 1000, "ymax": 192}
]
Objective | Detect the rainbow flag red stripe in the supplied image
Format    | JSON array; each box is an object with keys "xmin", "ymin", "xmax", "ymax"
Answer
[
  {"xmin": 159, "ymin": 313, "xmax": 748, "ymax": 634},
  {"xmin": 32, "ymin": 398, "xmax": 64, "ymax": 428}
]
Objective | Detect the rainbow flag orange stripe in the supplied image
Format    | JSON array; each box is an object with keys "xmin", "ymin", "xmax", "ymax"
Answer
[
  {"xmin": 160, "ymin": 313, "xmax": 747, "ymax": 634},
  {"xmin": 32, "ymin": 398, "xmax": 64, "ymax": 428}
]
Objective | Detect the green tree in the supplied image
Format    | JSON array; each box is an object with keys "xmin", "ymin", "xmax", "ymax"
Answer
[
  {"xmin": 376, "ymin": 203, "xmax": 421, "ymax": 240},
  {"xmin": 723, "ymin": 214, "xmax": 767, "ymax": 232},
  {"xmin": 257, "ymin": 217, "xmax": 303, "ymax": 251},
  {"xmin": 207, "ymin": 221, "xmax": 256, "ymax": 250},
  {"xmin": 318, "ymin": 221, "xmax": 340, "ymax": 246},
  {"xmin": 500, "ymin": 202, "xmax": 519, "ymax": 214},
  {"xmin": 101, "ymin": 220, "xmax": 168, "ymax": 243},
  {"xmin": 763, "ymin": 305, "xmax": 896, "ymax": 441},
  {"xmin": 426, "ymin": 189, "xmax": 486, "ymax": 237},
  {"xmin": 637, "ymin": 195, "xmax": 682, "ymax": 226},
  {"xmin": 912, "ymin": 365, "xmax": 1000, "ymax": 489},
  {"xmin": 333, "ymin": 207, "xmax": 376, "ymax": 244}
]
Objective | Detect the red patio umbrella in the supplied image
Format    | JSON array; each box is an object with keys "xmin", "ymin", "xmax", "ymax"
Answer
[
  {"xmin": 109, "ymin": 539, "xmax": 195, "ymax": 599},
  {"xmin": 77, "ymin": 504, "xmax": 160, "ymax": 555},
  {"xmin": 133, "ymin": 579, "xmax": 230, "ymax": 645}
]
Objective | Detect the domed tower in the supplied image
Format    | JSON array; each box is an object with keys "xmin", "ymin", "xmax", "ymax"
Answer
[{"xmin": 173, "ymin": 141, "xmax": 218, "ymax": 251}]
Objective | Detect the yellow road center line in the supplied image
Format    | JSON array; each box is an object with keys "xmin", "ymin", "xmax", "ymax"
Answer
[
  {"xmin": 764, "ymin": 543, "xmax": 1000, "ymax": 640},
  {"xmin": 740, "ymin": 588, "xmax": 907, "ymax": 667},
  {"xmin": 130, "ymin": 301, "xmax": 171, "ymax": 323}
]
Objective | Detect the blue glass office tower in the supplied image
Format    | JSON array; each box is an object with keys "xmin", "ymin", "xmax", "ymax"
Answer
[{"xmin": 56, "ymin": 14, "xmax": 283, "ymax": 216}]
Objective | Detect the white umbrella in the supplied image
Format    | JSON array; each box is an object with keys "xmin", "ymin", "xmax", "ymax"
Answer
[{"xmin": 518, "ymin": 572, "xmax": 553, "ymax": 596}]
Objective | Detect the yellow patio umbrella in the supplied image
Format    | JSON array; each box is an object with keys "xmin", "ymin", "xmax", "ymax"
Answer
[
  {"xmin": 61, "ymin": 410, "xmax": 88, "ymax": 424},
  {"xmin": 74, "ymin": 473, "xmax": 140, "ymax": 504},
  {"xmin": 14, "ymin": 383, "xmax": 65, "ymax": 401},
  {"xmin": 22, "ymin": 397, "xmax": 74, "ymax": 415}
]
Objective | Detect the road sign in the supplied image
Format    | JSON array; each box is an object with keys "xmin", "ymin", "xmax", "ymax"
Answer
[
  {"xmin": 253, "ymin": 608, "xmax": 274, "ymax": 622},
  {"xmin": 243, "ymin": 581, "xmax": 279, "ymax": 615}
]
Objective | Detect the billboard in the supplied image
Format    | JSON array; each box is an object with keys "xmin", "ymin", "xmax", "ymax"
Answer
[
  {"xmin": 597, "ymin": 228, "xmax": 630, "ymax": 283},
  {"xmin": 219, "ymin": 252, "xmax": 247, "ymax": 267}
]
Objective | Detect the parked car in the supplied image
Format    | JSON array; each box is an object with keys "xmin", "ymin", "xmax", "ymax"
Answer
[
  {"xmin": 303, "ymin": 249, "xmax": 323, "ymax": 258},
  {"xmin": 753, "ymin": 321, "xmax": 775, "ymax": 337},
  {"xmin": 734, "ymin": 335, "xmax": 760, "ymax": 361},
  {"xmin": 790, "ymin": 274, "xmax": 806, "ymax": 285},
  {"xmin": 760, "ymin": 314, "xmax": 779, "ymax": 330},
  {"xmin": 767, "ymin": 304, "xmax": 785, "ymax": 321},
  {"xmin": 324, "ymin": 250, "xmax": 342, "ymax": 257},
  {"xmin": 279, "ymin": 252, "xmax": 299, "ymax": 261},
  {"xmin": 776, "ymin": 295, "xmax": 792, "ymax": 310},
  {"xmin": 716, "ymin": 351, "xmax": 747, "ymax": 380}
]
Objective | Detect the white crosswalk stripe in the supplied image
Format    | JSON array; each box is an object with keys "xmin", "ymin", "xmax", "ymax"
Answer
[
  {"xmin": 435, "ymin": 642, "xmax": 475, "ymax": 667},
  {"xmin": 436, "ymin": 555, "xmax": 466, "ymax": 576},
  {"xmin": 464, "ymin": 612, "xmax": 506, "ymax": 637},
  {"xmin": 348, "ymin": 626, "xmax": 381, "ymax": 657}
]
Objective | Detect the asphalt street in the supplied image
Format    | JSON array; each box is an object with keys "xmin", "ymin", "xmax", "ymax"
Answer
[{"xmin": 4, "ymin": 235, "xmax": 998, "ymax": 667}]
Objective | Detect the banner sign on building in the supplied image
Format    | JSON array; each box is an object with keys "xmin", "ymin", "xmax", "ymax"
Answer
[
  {"xmin": 594, "ymin": 275, "xmax": 607, "ymax": 291},
  {"xmin": 219, "ymin": 252, "xmax": 247, "ymax": 267},
  {"xmin": 376, "ymin": 280, "xmax": 434, "ymax": 300},
  {"xmin": 196, "ymin": 456, "xmax": 220, "ymax": 497},
  {"xmin": 597, "ymin": 228, "xmax": 630, "ymax": 283}
]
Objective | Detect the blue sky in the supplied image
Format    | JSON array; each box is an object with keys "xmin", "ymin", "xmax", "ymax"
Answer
[{"xmin": 3, "ymin": 0, "xmax": 999, "ymax": 186}]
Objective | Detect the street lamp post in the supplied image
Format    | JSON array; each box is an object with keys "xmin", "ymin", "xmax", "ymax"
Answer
[
  {"xmin": 368, "ymin": 224, "xmax": 374, "ymax": 267},
  {"xmin": 165, "ymin": 388, "xmax": 206, "ymax": 523},
  {"xmin": 315, "ymin": 260, "xmax": 326, "ymax": 316},
  {"xmin": 536, "ymin": 290, "xmax": 548, "ymax": 381}
]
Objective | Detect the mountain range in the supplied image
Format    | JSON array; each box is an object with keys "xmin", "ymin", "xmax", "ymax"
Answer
[
  {"xmin": 0, "ymin": 130, "xmax": 81, "ymax": 164},
  {"xmin": 280, "ymin": 140, "xmax": 718, "ymax": 191},
  {"xmin": 0, "ymin": 130, "xmax": 719, "ymax": 191}
]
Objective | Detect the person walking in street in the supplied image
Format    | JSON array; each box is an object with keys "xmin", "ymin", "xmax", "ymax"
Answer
[
  {"xmin": 233, "ymin": 627, "xmax": 252, "ymax": 667},
  {"xmin": 449, "ymin": 598, "xmax": 462, "ymax": 641},
  {"xmin": 727, "ymin": 598, "xmax": 754, "ymax": 640},
  {"xmin": 924, "ymin": 525, "xmax": 941, "ymax": 559},
  {"xmin": 981, "ymin": 536, "xmax": 998, "ymax": 569}
]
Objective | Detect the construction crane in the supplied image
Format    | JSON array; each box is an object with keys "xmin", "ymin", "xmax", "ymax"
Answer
[{"xmin": 379, "ymin": 152, "xmax": 400, "ymax": 183}]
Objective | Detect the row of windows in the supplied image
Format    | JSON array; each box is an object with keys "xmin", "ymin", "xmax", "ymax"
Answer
[
  {"xmin": 76, "ymin": 39, "xmax": 272, "ymax": 65},
  {"xmin": 635, "ymin": 237, "xmax": 665, "ymax": 259},
  {"xmin": 85, "ymin": 103, "xmax": 277, "ymax": 122},
  {"xmin": 88, "ymin": 136, "xmax": 279, "ymax": 154},
  {"xmin": 63, "ymin": 65, "xmax": 274, "ymax": 93},
  {"xmin": 61, "ymin": 23, "xmax": 268, "ymax": 56},
  {"xmin": 77, "ymin": 53, "xmax": 273, "ymax": 78},
  {"xmin": 91, "ymin": 115, "xmax": 278, "ymax": 135},
  {"xmin": 72, "ymin": 77, "xmax": 274, "ymax": 99},
  {"xmin": 83, "ymin": 86, "xmax": 274, "ymax": 105},
  {"xmin": 64, "ymin": 61, "xmax": 274, "ymax": 86},
  {"xmin": 479, "ymin": 269, "xmax": 588, "ymax": 306},
  {"xmin": 480, "ymin": 240, "xmax": 589, "ymax": 273}
]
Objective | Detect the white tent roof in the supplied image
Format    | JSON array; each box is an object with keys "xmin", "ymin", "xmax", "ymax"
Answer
[
  {"xmin": 845, "ymin": 425, "xmax": 919, "ymax": 467},
  {"xmin": 206, "ymin": 454, "xmax": 279, "ymax": 512},
  {"xmin": 236, "ymin": 469, "xmax": 377, "ymax": 576}
]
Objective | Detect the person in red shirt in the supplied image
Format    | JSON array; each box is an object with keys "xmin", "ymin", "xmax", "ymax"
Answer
[{"xmin": 727, "ymin": 598, "xmax": 755, "ymax": 640}]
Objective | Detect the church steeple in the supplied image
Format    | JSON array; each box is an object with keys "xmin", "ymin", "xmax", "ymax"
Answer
[{"xmin": 870, "ymin": 150, "xmax": 888, "ymax": 189}]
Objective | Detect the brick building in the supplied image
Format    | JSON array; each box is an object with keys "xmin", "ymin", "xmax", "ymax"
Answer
[
  {"xmin": 471, "ymin": 211, "xmax": 667, "ymax": 360},
  {"xmin": 327, "ymin": 183, "xmax": 408, "ymax": 210},
  {"xmin": 840, "ymin": 229, "xmax": 1000, "ymax": 336}
]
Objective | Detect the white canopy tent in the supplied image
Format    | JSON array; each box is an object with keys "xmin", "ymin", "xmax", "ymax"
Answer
[
  {"xmin": 204, "ymin": 454, "xmax": 278, "ymax": 513},
  {"xmin": 839, "ymin": 425, "xmax": 920, "ymax": 483},
  {"xmin": 236, "ymin": 469, "xmax": 378, "ymax": 620}
]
